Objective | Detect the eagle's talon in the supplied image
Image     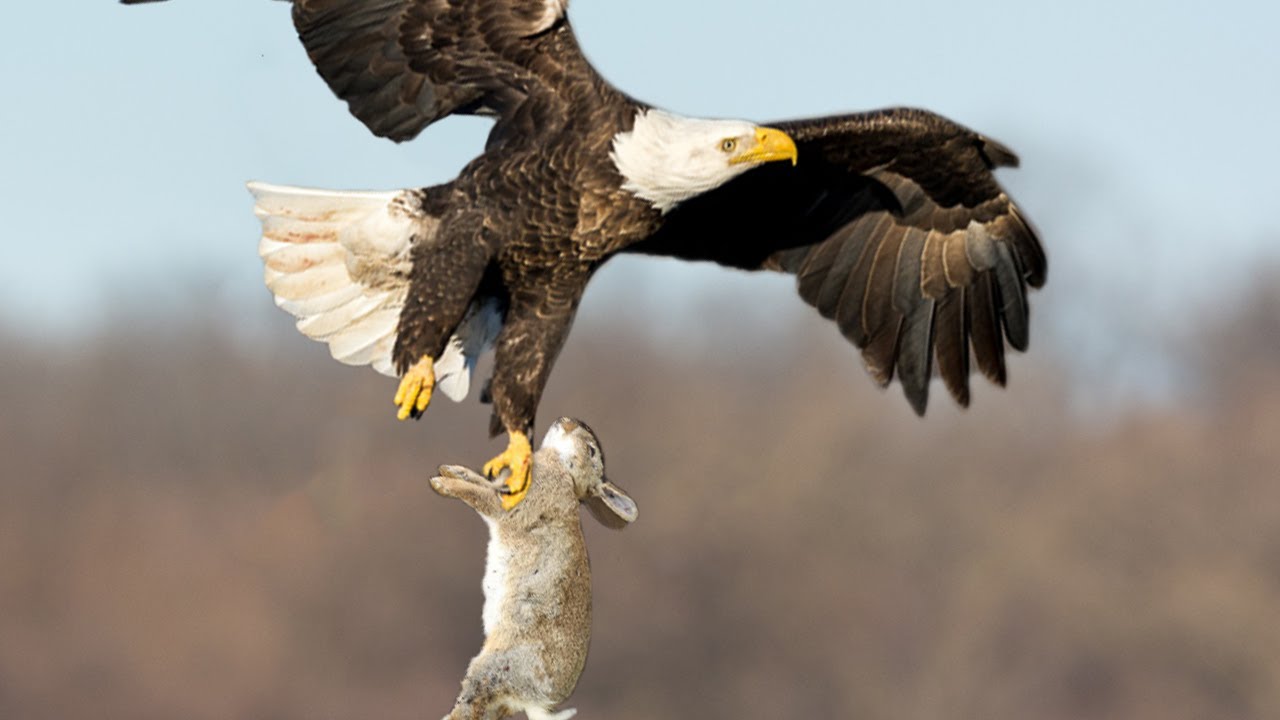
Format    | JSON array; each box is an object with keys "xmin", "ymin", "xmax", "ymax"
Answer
[
  {"xmin": 485, "ymin": 431, "xmax": 533, "ymax": 510},
  {"xmin": 394, "ymin": 356, "xmax": 435, "ymax": 421}
]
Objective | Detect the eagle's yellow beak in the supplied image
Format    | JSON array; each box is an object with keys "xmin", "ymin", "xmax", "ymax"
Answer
[{"xmin": 730, "ymin": 127, "xmax": 799, "ymax": 167}]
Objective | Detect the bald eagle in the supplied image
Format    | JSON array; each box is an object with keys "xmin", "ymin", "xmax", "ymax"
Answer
[{"xmin": 124, "ymin": 0, "xmax": 1045, "ymax": 509}]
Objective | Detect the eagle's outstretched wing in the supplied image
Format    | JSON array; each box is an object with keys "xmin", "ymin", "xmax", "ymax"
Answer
[
  {"xmin": 291, "ymin": 0, "xmax": 574, "ymax": 142},
  {"xmin": 632, "ymin": 108, "xmax": 1046, "ymax": 415}
]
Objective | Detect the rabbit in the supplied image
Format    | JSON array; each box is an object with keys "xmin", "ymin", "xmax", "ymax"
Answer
[{"xmin": 429, "ymin": 417, "xmax": 638, "ymax": 720}]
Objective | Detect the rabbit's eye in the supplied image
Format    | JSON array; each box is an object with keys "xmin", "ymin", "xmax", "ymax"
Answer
[{"xmin": 588, "ymin": 445, "xmax": 597, "ymax": 458}]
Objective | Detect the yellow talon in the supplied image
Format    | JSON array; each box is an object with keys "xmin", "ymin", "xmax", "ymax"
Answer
[
  {"xmin": 484, "ymin": 431, "xmax": 533, "ymax": 510},
  {"xmin": 394, "ymin": 356, "xmax": 435, "ymax": 421}
]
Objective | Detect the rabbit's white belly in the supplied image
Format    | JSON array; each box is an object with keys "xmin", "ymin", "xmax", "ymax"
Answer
[{"xmin": 481, "ymin": 517, "xmax": 513, "ymax": 636}]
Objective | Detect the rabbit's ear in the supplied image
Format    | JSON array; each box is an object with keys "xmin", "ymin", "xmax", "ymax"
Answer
[{"xmin": 584, "ymin": 478, "xmax": 638, "ymax": 529}]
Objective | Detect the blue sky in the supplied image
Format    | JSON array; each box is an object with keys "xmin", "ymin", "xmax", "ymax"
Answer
[{"xmin": 3, "ymin": 0, "xmax": 1279, "ymax": 400}]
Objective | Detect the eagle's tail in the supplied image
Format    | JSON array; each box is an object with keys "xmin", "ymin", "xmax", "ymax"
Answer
[{"xmin": 249, "ymin": 181, "xmax": 499, "ymax": 402}]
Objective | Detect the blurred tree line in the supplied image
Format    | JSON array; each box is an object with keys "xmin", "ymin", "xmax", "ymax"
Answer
[{"xmin": 1, "ymin": 270, "xmax": 1277, "ymax": 720}]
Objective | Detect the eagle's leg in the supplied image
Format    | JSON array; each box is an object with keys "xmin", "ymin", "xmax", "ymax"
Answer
[
  {"xmin": 394, "ymin": 355, "xmax": 436, "ymax": 420},
  {"xmin": 390, "ymin": 210, "xmax": 493, "ymax": 421},
  {"xmin": 483, "ymin": 430, "xmax": 533, "ymax": 511},
  {"xmin": 484, "ymin": 265, "xmax": 588, "ymax": 510}
]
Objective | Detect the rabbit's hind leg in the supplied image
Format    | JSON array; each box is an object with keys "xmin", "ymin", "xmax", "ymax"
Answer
[{"xmin": 444, "ymin": 673, "xmax": 510, "ymax": 720}]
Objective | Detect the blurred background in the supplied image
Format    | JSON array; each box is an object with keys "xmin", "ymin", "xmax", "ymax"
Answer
[{"xmin": 2, "ymin": 1, "xmax": 1278, "ymax": 718}]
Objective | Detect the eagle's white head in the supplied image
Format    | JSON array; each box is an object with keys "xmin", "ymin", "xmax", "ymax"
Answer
[{"xmin": 610, "ymin": 109, "xmax": 799, "ymax": 214}]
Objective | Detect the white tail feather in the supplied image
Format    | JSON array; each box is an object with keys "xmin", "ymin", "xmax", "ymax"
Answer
[
  {"xmin": 295, "ymin": 293, "xmax": 388, "ymax": 339},
  {"xmin": 249, "ymin": 181, "xmax": 499, "ymax": 401},
  {"xmin": 277, "ymin": 285, "xmax": 365, "ymax": 318},
  {"xmin": 266, "ymin": 263, "xmax": 356, "ymax": 301},
  {"xmin": 327, "ymin": 306, "xmax": 404, "ymax": 363}
]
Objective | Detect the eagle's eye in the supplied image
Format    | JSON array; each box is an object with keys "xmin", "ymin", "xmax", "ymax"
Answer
[{"xmin": 720, "ymin": 138, "xmax": 737, "ymax": 153}]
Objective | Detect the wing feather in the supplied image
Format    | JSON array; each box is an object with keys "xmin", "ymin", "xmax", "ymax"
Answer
[
  {"xmin": 993, "ymin": 242, "xmax": 1030, "ymax": 351},
  {"xmin": 800, "ymin": 221, "xmax": 871, "ymax": 316},
  {"xmin": 859, "ymin": 228, "xmax": 902, "ymax": 342},
  {"xmin": 897, "ymin": 299, "xmax": 937, "ymax": 415},
  {"xmin": 933, "ymin": 289, "xmax": 971, "ymax": 407},
  {"xmin": 964, "ymin": 220, "xmax": 1000, "ymax": 272},
  {"xmin": 969, "ymin": 271, "xmax": 1008, "ymax": 386},
  {"xmin": 832, "ymin": 216, "xmax": 892, "ymax": 344},
  {"xmin": 919, "ymin": 229, "xmax": 950, "ymax": 300},
  {"xmin": 942, "ymin": 232, "xmax": 974, "ymax": 288},
  {"xmin": 863, "ymin": 314, "xmax": 904, "ymax": 387},
  {"xmin": 892, "ymin": 227, "xmax": 928, "ymax": 316},
  {"xmin": 795, "ymin": 223, "xmax": 850, "ymax": 307}
]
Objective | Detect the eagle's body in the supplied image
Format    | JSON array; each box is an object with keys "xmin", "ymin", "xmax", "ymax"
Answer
[
  {"xmin": 127, "ymin": 0, "xmax": 1046, "ymax": 506},
  {"xmin": 391, "ymin": 85, "xmax": 655, "ymax": 440}
]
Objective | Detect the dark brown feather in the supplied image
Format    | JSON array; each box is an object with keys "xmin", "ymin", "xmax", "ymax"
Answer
[
  {"xmin": 859, "ymin": 228, "xmax": 903, "ymax": 343},
  {"xmin": 863, "ymin": 315, "xmax": 903, "ymax": 387},
  {"xmin": 897, "ymin": 299, "xmax": 937, "ymax": 416},
  {"xmin": 833, "ymin": 218, "xmax": 892, "ymax": 345},
  {"xmin": 942, "ymin": 232, "xmax": 975, "ymax": 288},
  {"xmin": 969, "ymin": 272, "xmax": 1007, "ymax": 386},
  {"xmin": 920, "ymin": 230, "xmax": 950, "ymax": 300},
  {"xmin": 933, "ymin": 289, "xmax": 971, "ymax": 407},
  {"xmin": 892, "ymin": 227, "xmax": 928, "ymax": 316},
  {"xmin": 993, "ymin": 242, "xmax": 1030, "ymax": 352}
]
